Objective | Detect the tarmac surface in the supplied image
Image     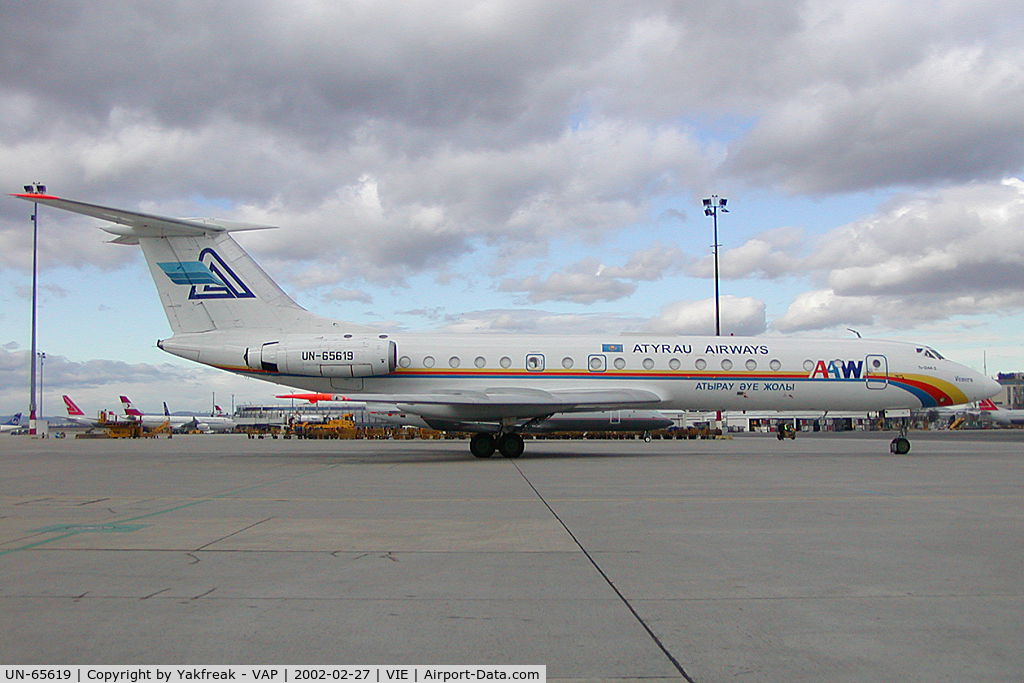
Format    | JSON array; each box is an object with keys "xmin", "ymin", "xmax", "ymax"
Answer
[{"xmin": 1, "ymin": 430, "xmax": 1022, "ymax": 681}]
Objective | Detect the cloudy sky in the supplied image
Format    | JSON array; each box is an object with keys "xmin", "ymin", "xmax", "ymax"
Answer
[{"xmin": 2, "ymin": 0, "xmax": 1023, "ymax": 416}]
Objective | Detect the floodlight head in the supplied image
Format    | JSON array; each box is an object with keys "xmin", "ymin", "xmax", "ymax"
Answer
[
  {"xmin": 702, "ymin": 198, "xmax": 712, "ymax": 207},
  {"xmin": 719, "ymin": 198, "xmax": 727, "ymax": 208},
  {"xmin": 24, "ymin": 185, "xmax": 33, "ymax": 193},
  {"xmin": 37, "ymin": 184, "xmax": 46, "ymax": 194}
]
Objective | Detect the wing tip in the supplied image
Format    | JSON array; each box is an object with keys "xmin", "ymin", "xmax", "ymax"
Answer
[{"xmin": 10, "ymin": 192, "xmax": 60, "ymax": 200}]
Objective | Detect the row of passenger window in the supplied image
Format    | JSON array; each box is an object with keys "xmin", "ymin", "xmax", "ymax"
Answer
[{"xmin": 397, "ymin": 355, "xmax": 790, "ymax": 372}]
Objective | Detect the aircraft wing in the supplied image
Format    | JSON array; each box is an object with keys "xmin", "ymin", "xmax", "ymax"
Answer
[{"xmin": 328, "ymin": 386, "xmax": 663, "ymax": 420}]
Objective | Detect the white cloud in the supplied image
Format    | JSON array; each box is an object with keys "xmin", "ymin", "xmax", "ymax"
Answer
[
  {"xmin": 499, "ymin": 258, "xmax": 639, "ymax": 304},
  {"xmin": 323, "ymin": 287, "xmax": 373, "ymax": 304},
  {"xmin": 686, "ymin": 227, "xmax": 804, "ymax": 279},
  {"xmin": 436, "ymin": 308, "xmax": 641, "ymax": 335},
  {"xmin": 772, "ymin": 289, "xmax": 877, "ymax": 332},
  {"xmin": 820, "ymin": 179, "xmax": 1024, "ymax": 293},
  {"xmin": 498, "ymin": 242, "xmax": 686, "ymax": 304},
  {"xmin": 2, "ymin": 0, "xmax": 1024, "ymax": 382},
  {"xmin": 602, "ymin": 243, "xmax": 687, "ymax": 280},
  {"xmin": 644, "ymin": 296, "xmax": 767, "ymax": 336},
  {"xmin": 731, "ymin": 45, "xmax": 1024, "ymax": 192},
  {"xmin": 774, "ymin": 178, "xmax": 1024, "ymax": 330}
]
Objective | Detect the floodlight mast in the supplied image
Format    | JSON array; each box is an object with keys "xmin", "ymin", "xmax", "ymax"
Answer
[
  {"xmin": 23, "ymin": 183, "xmax": 46, "ymax": 435},
  {"xmin": 702, "ymin": 195, "xmax": 728, "ymax": 336}
]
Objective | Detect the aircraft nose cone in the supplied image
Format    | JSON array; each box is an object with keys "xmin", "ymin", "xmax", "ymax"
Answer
[{"xmin": 980, "ymin": 375, "xmax": 1002, "ymax": 400}]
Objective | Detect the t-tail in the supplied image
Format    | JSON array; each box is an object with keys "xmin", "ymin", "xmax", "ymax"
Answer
[{"xmin": 10, "ymin": 193, "xmax": 359, "ymax": 335}]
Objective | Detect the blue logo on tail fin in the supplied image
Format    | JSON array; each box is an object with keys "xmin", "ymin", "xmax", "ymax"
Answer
[
  {"xmin": 157, "ymin": 248, "xmax": 255, "ymax": 300},
  {"xmin": 158, "ymin": 261, "xmax": 224, "ymax": 286}
]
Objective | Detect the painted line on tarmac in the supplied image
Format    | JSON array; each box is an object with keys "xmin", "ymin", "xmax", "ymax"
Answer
[
  {"xmin": 511, "ymin": 460, "xmax": 696, "ymax": 683},
  {"xmin": 0, "ymin": 463, "xmax": 342, "ymax": 558}
]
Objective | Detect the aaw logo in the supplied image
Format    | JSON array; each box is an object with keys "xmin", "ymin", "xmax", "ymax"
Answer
[
  {"xmin": 809, "ymin": 359, "xmax": 863, "ymax": 379},
  {"xmin": 157, "ymin": 248, "xmax": 256, "ymax": 300}
]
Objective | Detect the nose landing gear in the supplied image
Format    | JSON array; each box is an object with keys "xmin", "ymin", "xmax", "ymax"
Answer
[{"xmin": 889, "ymin": 424, "xmax": 911, "ymax": 454}]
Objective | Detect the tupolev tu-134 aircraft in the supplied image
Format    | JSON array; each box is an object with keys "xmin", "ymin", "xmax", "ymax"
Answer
[{"xmin": 14, "ymin": 193, "xmax": 1000, "ymax": 457}]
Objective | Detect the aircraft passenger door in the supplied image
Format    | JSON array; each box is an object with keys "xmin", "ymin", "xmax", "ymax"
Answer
[{"xmin": 865, "ymin": 354, "xmax": 888, "ymax": 389}]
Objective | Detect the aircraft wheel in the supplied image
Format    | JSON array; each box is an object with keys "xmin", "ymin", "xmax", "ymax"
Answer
[
  {"xmin": 890, "ymin": 437, "xmax": 911, "ymax": 455},
  {"xmin": 470, "ymin": 433, "xmax": 496, "ymax": 458},
  {"xmin": 497, "ymin": 433, "xmax": 525, "ymax": 458}
]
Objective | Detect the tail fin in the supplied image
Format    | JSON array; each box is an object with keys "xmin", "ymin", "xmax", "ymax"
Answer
[
  {"xmin": 4, "ymin": 413, "xmax": 21, "ymax": 426},
  {"xmin": 120, "ymin": 395, "xmax": 143, "ymax": 417},
  {"xmin": 11, "ymin": 194, "xmax": 366, "ymax": 335},
  {"xmin": 164, "ymin": 402, "xmax": 171, "ymax": 417},
  {"xmin": 63, "ymin": 395, "xmax": 85, "ymax": 416},
  {"xmin": 978, "ymin": 399, "xmax": 998, "ymax": 411},
  {"xmin": 139, "ymin": 230, "xmax": 335, "ymax": 334}
]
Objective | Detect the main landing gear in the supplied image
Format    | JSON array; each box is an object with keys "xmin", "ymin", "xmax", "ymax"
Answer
[{"xmin": 470, "ymin": 432, "xmax": 525, "ymax": 459}]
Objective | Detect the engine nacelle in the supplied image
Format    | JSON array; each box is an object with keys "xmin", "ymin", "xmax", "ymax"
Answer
[{"xmin": 245, "ymin": 335, "xmax": 396, "ymax": 378}]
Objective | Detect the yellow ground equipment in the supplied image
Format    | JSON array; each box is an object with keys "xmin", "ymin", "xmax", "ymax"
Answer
[
  {"xmin": 776, "ymin": 423, "xmax": 797, "ymax": 440},
  {"xmin": 290, "ymin": 414, "xmax": 358, "ymax": 439}
]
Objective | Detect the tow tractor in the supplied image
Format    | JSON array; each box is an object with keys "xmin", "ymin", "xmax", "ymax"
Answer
[{"xmin": 776, "ymin": 422, "xmax": 797, "ymax": 440}]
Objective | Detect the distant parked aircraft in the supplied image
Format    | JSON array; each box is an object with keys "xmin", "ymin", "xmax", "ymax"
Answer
[
  {"xmin": 120, "ymin": 396, "xmax": 236, "ymax": 433},
  {"xmin": 0, "ymin": 413, "xmax": 23, "ymax": 433},
  {"xmin": 62, "ymin": 395, "xmax": 119, "ymax": 428},
  {"xmin": 978, "ymin": 399, "xmax": 1024, "ymax": 426}
]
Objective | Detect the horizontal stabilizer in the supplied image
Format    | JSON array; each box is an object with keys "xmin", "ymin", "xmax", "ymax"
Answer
[
  {"xmin": 10, "ymin": 194, "xmax": 276, "ymax": 241},
  {"xmin": 12, "ymin": 192, "xmax": 342, "ymax": 334}
]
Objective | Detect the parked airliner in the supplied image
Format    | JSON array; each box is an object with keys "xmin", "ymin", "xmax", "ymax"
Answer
[
  {"xmin": 62, "ymin": 395, "xmax": 126, "ymax": 429},
  {"xmin": 16, "ymin": 193, "xmax": 1000, "ymax": 456},
  {"xmin": 120, "ymin": 395, "xmax": 237, "ymax": 433},
  {"xmin": 1, "ymin": 413, "xmax": 23, "ymax": 433},
  {"xmin": 978, "ymin": 399, "xmax": 1024, "ymax": 426}
]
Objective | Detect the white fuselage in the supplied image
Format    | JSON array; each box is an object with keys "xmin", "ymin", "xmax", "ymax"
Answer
[
  {"xmin": 982, "ymin": 407, "xmax": 1024, "ymax": 425},
  {"xmin": 160, "ymin": 331, "xmax": 998, "ymax": 417},
  {"xmin": 128, "ymin": 413, "xmax": 237, "ymax": 433},
  {"xmin": 18, "ymin": 192, "xmax": 1001, "ymax": 456}
]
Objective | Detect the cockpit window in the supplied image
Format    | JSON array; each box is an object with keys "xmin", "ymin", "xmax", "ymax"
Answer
[{"xmin": 916, "ymin": 346, "xmax": 946, "ymax": 360}]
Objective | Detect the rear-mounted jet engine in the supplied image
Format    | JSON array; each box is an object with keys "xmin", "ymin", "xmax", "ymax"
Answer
[{"xmin": 246, "ymin": 335, "xmax": 396, "ymax": 378}]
